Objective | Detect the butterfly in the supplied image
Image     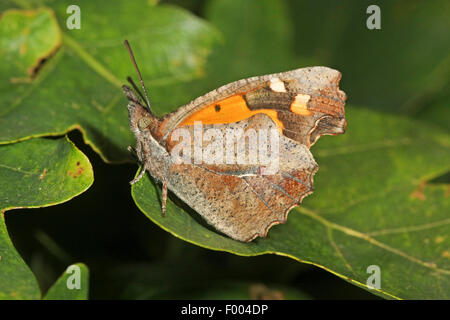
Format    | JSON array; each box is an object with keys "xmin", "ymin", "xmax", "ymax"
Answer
[{"xmin": 122, "ymin": 40, "xmax": 347, "ymax": 242}]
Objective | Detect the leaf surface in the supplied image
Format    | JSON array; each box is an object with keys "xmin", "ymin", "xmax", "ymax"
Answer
[
  {"xmin": 0, "ymin": 0, "xmax": 220, "ymax": 162},
  {"xmin": 0, "ymin": 137, "xmax": 93, "ymax": 299},
  {"xmin": 132, "ymin": 107, "xmax": 450, "ymax": 299},
  {"xmin": 43, "ymin": 263, "xmax": 89, "ymax": 300}
]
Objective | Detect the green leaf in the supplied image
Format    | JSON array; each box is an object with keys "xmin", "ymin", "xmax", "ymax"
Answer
[
  {"xmin": 0, "ymin": 138, "xmax": 93, "ymax": 210},
  {"xmin": 0, "ymin": 8, "xmax": 61, "ymax": 79},
  {"xmin": 0, "ymin": 137, "xmax": 93, "ymax": 299},
  {"xmin": 132, "ymin": 106, "xmax": 450, "ymax": 300},
  {"xmin": 415, "ymin": 94, "xmax": 450, "ymax": 133},
  {"xmin": 0, "ymin": 0, "xmax": 220, "ymax": 162},
  {"xmin": 0, "ymin": 217, "xmax": 39, "ymax": 299},
  {"xmin": 43, "ymin": 263, "xmax": 89, "ymax": 300}
]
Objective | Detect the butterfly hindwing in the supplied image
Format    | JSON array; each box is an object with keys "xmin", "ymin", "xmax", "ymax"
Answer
[{"xmin": 164, "ymin": 114, "xmax": 317, "ymax": 242}]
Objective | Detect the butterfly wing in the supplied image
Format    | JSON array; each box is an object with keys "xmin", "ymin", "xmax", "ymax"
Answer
[
  {"xmin": 155, "ymin": 67, "xmax": 346, "ymax": 241},
  {"xmin": 157, "ymin": 66, "xmax": 346, "ymax": 149},
  {"xmin": 164, "ymin": 114, "xmax": 318, "ymax": 242}
]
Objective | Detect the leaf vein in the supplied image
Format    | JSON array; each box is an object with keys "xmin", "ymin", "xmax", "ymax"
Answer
[
  {"xmin": 298, "ymin": 206, "xmax": 450, "ymax": 275},
  {"xmin": 326, "ymin": 227, "xmax": 355, "ymax": 275},
  {"xmin": 367, "ymin": 218, "xmax": 450, "ymax": 236},
  {"xmin": 0, "ymin": 163, "xmax": 37, "ymax": 175}
]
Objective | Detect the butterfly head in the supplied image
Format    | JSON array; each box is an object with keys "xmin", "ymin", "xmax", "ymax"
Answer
[
  {"xmin": 123, "ymin": 40, "xmax": 163, "ymax": 141},
  {"xmin": 122, "ymin": 85, "xmax": 157, "ymax": 136}
]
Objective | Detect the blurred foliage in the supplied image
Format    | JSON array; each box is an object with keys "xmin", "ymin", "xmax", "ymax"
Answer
[{"xmin": 1, "ymin": 0, "xmax": 449, "ymax": 300}]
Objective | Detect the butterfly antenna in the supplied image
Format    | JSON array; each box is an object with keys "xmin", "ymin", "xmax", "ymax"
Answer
[{"xmin": 124, "ymin": 40, "xmax": 152, "ymax": 113}]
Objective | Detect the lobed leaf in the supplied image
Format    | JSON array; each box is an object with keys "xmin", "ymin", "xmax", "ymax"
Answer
[
  {"xmin": 0, "ymin": 137, "xmax": 93, "ymax": 299},
  {"xmin": 0, "ymin": 0, "xmax": 220, "ymax": 162}
]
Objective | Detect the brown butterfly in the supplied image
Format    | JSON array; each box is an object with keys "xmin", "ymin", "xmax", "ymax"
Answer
[{"xmin": 123, "ymin": 40, "xmax": 346, "ymax": 242}]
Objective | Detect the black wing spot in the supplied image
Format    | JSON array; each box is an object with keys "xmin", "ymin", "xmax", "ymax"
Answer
[{"xmin": 215, "ymin": 104, "xmax": 221, "ymax": 112}]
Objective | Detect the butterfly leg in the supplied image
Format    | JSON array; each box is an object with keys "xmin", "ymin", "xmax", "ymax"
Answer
[
  {"xmin": 161, "ymin": 178, "xmax": 167, "ymax": 217},
  {"xmin": 129, "ymin": 140, "xmax": 151, "ymax": 185},
  {"xmin": 130, "ymin": 162, "xmax": 148, "ymax": 185},
  {"xmin": 130, "ymin": 148, "xmax": 149, "ymax": 185}
]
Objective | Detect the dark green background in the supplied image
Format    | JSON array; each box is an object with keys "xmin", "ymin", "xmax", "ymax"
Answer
[{"xmin": 4, "ymin": 0, "xmax": 449, "ymax": 299}]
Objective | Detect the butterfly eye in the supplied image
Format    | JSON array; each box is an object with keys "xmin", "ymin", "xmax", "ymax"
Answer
[{"xmin": 138, "ymin": 116, "xmax": 151, "ymax": 130}]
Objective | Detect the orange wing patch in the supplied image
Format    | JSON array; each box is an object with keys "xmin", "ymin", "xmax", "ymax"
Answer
[
  {"xmin": 290, "ymin": 94, "xmax": 312, "ymax": 116},
  {"xmin": 176, "ymin": 95, "xmax": 285, "ymax": 131}
]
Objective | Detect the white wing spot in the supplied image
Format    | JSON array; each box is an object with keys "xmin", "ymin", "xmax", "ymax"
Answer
[
  {"xmin": 294, "ymin": 93, "xmax": 310, "ymax": 105},
  {"xmin": 269, "ymin": 77, "xmax": 287, "ymax": 93}
]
